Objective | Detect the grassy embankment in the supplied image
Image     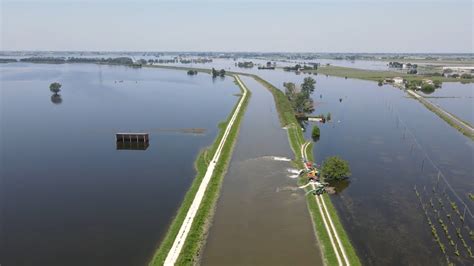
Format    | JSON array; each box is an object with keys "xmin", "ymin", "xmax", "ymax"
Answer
[
  {"xmin": 305, "ymin": 65, "xmax": 472, "ymax": 83},
  {"xmin": 148, "ymin": 73, "xmax": 250, "ymax": 265},
  {"xmin": 407, "ymin": 92, "xmax": 474, "ymax": 141},
  {"xmin": 249, "ymin": 75, "xmax": 361, "ymax": 266}
]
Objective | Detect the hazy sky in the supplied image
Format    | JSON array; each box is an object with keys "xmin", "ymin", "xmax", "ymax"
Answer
[{"xmin": 1, "ymin": 0, "xmax": 472, "ymax": 53}]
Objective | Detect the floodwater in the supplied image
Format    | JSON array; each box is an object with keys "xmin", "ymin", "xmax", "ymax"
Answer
[
  {"xmin": 201, "ymin": 76, "xmax": 323, "ymax": 265},
  {"xmin": 302, "ymin": 76, "xmax": 473, "ymax": 265},
  {"xmin": 195, "ymin": 64, "xmax": 473, "ymax": 265},
  {"xmin": 419, "ymin": 82, "xmax": 474, "ymax": 125},
  {"xmin": 0, "ymin": 63, "xmax": 239, "ymax": 266}
]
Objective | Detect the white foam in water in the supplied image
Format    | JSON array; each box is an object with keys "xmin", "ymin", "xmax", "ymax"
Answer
[
  {"xmin": 273, "ymin": 156, "xmax": 291, "ymax": 161},
  {"xmin": 288, "ymin": 174, "xmax": 299, "ymax": 179},
  {"xmin": 287, "ymin": 168, "xmax": 300, "ymax": 174}
]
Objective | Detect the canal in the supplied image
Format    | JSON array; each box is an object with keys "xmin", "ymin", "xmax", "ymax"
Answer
[{"xmin": 201, "ymin": 76, "xmax": 323, "ymax": 265}]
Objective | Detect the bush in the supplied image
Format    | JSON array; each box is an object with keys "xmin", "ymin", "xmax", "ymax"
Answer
[
  {"xmin": 421, "ymin": 83, "xmax": 435, "ymax": 93},
  {"xmin": 461, "ymin": 73, "xmax": 472, "ymax": 79},
  {"xmin": 321, "ymin": 156, "xmax": 351, "ymax": 181},
  {"xmin": 312, "ymin": 125, "xmax": 320, "ymax": 141}
]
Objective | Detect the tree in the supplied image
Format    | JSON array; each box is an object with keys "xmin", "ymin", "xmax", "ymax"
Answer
[
  {"xmin": 284, "ymin": 82, "xmax": 297, "ymax": 101},
  {"xmin": 311, "ymin": 125, "xmax": 320, "ymax": 141},
  {"xmin": 301, "ymin": 77, "xmax": 316, "ymax": 96},
  {"xmin": 421, "ymin": 83, "xmax": 435, "ymax": 93},
  {"xmin": 219, "ymin": 69, "xmax": 226, "ymax": 77},
  {"xmin": 49, "ymin": 82, "xmax": 62, "ymax": 94},
  {"xmin": 321, "ymin": 156, "xmax": 351, "ymax": 181}
]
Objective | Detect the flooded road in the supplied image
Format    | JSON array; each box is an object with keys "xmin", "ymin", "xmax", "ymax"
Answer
[{"xmin": 201, "ymin": 76, "xmax": 323, "ymax": 265}]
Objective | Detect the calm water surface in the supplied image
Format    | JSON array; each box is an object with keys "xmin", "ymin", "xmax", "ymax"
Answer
[
  {"xmin": 419, "ymin": 82, "xmax": 473, "ymax": 125},
  {"xmin": 0, "ymin": 63, "xmax": 239, "ymax": 266}
]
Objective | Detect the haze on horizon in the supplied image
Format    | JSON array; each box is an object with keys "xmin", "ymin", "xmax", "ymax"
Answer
[{"xmin": 1, "ymin": 0, "xmax": 472, "ymax": 53}]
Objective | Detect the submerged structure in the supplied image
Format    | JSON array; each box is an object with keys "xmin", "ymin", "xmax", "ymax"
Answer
[{"xmin": 116, "ymin": 132, "xmax": 149, "ymax": 150}]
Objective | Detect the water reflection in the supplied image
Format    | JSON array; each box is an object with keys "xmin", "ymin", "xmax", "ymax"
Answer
[
  {"xmin": 116, "ymin": 141, "xmax": 149, "ymax": 150},
  {"xmin": 50, "ymin": 93, "xmax": 63, "ymax": 104}
]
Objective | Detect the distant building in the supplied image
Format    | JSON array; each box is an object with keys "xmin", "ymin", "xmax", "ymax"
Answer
[{"xmin": 393, "ymin": 77, "xmax": 404, "ymax": 84}]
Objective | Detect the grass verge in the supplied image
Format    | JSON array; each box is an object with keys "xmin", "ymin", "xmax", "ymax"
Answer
[{"xmin": 148, "ymin": 74, "xmax": 250, "ymax": 265}]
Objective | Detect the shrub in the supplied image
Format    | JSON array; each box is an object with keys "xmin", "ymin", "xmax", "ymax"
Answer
[
  {"xmin": 311, "ymin": 125, "xmax": 320, "ymax": 141},
  {"xmin": 321, "ymin": 156, "xmax": 351, "ymax": 181}
]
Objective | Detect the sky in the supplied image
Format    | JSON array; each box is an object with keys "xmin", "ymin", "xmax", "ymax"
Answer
[{"xmin": 1, "ymin": 0, "xmax": 473, "ymax": 53}]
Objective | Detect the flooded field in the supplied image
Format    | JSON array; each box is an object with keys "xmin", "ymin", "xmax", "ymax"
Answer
[
  {"xmin": 0, "ymin": 63, "xmax": 239, "ymax": 266},
  {"xmin": 196, "ymin": 64, "xmax": 473, "ymax": 265},
  {"xmin": 202, "ymin": 76, "xmax": 322, "ymax": 265},
  {"xmin": 419, "ymin": 82, "xmax": 474, "ymax": 125},
  {"xmin": 303, "ymin": 76, "xmax": 473, "ymax": 265}
]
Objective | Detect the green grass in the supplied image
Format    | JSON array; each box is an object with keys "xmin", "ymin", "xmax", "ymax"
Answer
[
  {"xmin": 148, "ymin": 74, "xmax": 250, "ymax": 265},
  {"xmin": 308, "ymin": 65, "xmax": 472, "ymax": 83}
]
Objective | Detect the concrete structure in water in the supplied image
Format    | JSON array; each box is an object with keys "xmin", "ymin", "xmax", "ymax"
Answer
[{"xmin": 116, "ymin": 133, "xmax": 149, "ymax": 150}]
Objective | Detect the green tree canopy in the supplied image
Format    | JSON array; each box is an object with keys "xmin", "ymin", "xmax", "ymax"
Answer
[
  {"xmin": 301, "ymin": 77, "xmax": 316, "ymax": 96},
  {"xmin": 49, "ymin": 82, "xmax": 62, "ymax": 94},
  {"xmin": 312, "ymin": 125, "xmax": 320, "ymax": 141},
  {"xmin": 321, "ymin": 156, "xmax": 351, "ymax": 181}
]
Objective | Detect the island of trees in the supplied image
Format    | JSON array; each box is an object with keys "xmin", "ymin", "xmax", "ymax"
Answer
[
  {"xmin": 236, "ymin": 61, "xmax": 254, "ymax": 68},
  {"xmin": 211, "ymin": 68, "xmax": 226, "ymax": 78}
]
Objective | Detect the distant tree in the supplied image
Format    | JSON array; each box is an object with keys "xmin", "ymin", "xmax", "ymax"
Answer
[
  {"xmin": 443, "ymin": 68, "xmax": 453, "ymax": 74},
  {"xmin": 461, "ymin": 73, "xmax": 472, "ymax": 79},
  {"xmin": 49, "ymin": 82, "xmax": 62, "ymax": 94},
  {"xmin": 321, "ymin": 156, "xmax": 351, "ymax": 181},
  {"xmin": 219, "ymin": 69, "xmax": 226, "ymax": 77}
]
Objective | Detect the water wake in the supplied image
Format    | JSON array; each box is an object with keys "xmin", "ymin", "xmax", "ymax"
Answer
[
  {"xmin": 272, "ymin": 156, "xmax": 291, "ymax": 161},
  {"xmin": 288, "ymin": 174, "xmax": 299, "ymax": 179},
  {"xmin": 287, "ymin": 168, "xmax": 300, "ymax": 174}
]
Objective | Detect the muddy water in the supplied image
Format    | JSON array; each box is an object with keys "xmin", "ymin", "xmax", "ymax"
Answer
[{"xmin": 201, "ymin": 76, "xmax": 323, "ymax": 265}]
